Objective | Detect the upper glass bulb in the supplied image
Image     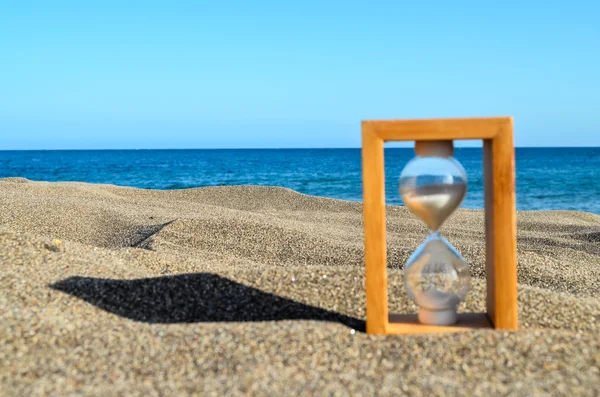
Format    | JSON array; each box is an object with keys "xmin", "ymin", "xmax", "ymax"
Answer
[{"xmin": 399, "ymin": 140, "xmax": 467, "ymax": 231}]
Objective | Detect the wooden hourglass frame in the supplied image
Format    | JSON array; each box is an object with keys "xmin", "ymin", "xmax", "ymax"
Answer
[{"xmin": 361, "ymin": 117, "xmax": 518, "ymax": 335}]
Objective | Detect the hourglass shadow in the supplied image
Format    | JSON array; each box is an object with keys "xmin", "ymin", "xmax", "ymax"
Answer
[{"xmin": 50, "ymin": 273, "xmax": 365, "ymax": 331}]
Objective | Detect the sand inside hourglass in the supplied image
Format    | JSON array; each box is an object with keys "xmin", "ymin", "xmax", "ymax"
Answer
[{"xmin": 400, "ymin": 183, "xmax": 467, "ymax": 231}]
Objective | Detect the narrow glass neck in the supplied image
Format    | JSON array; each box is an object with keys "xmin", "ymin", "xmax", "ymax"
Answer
[{"xmin": 428, "ymin": 230, "xmax": 441, "ymax": 238}]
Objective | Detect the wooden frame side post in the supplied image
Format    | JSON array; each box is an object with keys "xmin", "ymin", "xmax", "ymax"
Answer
[
  {"xmin": 483, "ymin": 119, "xmax": 518, "ymax": 329},
  {"xmin": 362, "ymin": 124, "xmax": 388, "ymax": 334}
]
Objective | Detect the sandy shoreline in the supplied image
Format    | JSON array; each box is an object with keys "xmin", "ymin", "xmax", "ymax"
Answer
[{"xmin": 0, "ymin": 178, "xmax": 598, "ymax": 396}]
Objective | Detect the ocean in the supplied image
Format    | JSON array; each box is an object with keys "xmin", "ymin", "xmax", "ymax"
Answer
[{"xmin": 0, "ymin": 148, "xmax": 598, "ymax": 214}]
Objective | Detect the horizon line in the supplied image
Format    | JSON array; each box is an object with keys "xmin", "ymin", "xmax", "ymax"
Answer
[{"xmin": 1, "ymin": 146, "xmax": 599, "ymax": 152}]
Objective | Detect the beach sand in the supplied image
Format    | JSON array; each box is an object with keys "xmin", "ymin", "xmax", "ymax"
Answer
[{"xmin": 0, "ymin": 178, "xmax": 598, "ymax": 396}]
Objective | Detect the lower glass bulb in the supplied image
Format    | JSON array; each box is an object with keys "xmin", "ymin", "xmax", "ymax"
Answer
[{"xmin": 404, "ymin": 233, "xmax": 470, "ymax": 325}]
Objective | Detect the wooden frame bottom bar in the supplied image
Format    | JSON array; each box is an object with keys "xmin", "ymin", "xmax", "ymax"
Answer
[{"xmin": 386, "ymin": 313, "xmax": 493, "ymax": 335}]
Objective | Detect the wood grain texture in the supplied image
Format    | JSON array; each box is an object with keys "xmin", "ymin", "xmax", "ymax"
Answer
[
  {"xmin": 485, "ymin": 120, "xmax": 519, "ymax": 329},
  {"xmin": 364, "ymin": 117, "xmax": 509, "ymax": 141},
  {"xmin": 361, "ymin": 123, "xmax": 388, "ymax": 334},
  {"xmin": 387, "ymin": 313, "xmax": 492, "ymax": 334},
  {"xmin": 361, "ymin": 116, "xmax": 518, "ymax": 335}
]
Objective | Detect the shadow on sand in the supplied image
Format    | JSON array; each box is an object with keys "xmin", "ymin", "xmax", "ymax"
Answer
[{"xmin": 50, "ymin": 273, "xmax": 365, "ymax": 331}]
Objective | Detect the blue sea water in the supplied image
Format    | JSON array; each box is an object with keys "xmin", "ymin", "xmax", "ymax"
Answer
[{"xmin": 0, "ymin": 148, "xmax": 598, "ymax": 214}]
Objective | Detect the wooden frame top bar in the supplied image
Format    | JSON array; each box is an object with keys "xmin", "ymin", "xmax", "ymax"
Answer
[{"xmin": 363, "ymin": 117, "xmax": 511, "ymax": 141}]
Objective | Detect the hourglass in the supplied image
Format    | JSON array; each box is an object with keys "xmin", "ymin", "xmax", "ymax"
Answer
[
  {"xmin": 362, "ymin": 117, "xmax": 518, "ymax": 335},
  {"xmin": 399, "ymin": 140, "xmax": 470, "ymax": 325}
]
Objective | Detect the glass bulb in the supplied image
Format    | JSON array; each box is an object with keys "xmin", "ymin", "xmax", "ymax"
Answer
[
  {"xmin": 403, "ymin": 233, "xmax": 470, "ymax": 325},
  {"xmin": 399, "ymin": 140, "xmax": 471, "ymax": 325},
  {"xmin": 399, "ymin": 154, "xmax": 467, "ymax": 231}
]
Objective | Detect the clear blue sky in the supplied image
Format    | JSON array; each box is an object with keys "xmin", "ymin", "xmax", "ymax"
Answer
[{"xmin": 1, "ymin": 1, "xmax": 599, "ymax": 149}]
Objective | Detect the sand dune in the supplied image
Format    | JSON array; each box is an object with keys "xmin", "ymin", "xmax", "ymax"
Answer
[{"xmin": 0, "ymin": 178, "xmax": 598, "ymax": 396}]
